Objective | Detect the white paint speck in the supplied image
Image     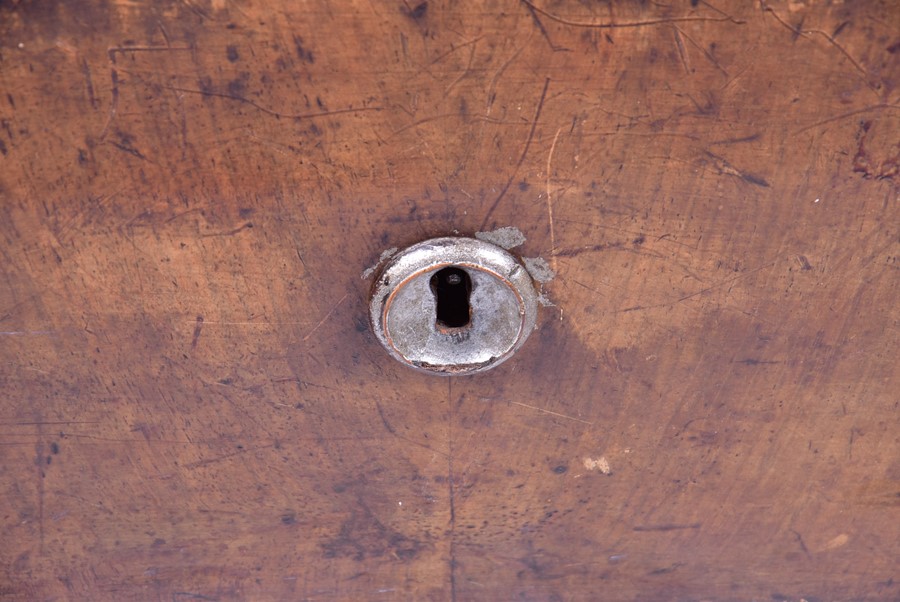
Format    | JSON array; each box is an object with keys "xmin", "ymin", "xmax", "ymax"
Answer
[
  {"xmin": 523, "ymin": 256, "xmax": 555, "ymax": 283},
  {"xmin": 475, "ymin": 226, "xmax": 526, "ymax": 250},
  {"xmin": 583, "ymin": 456, "xmax": 611, "ymax": 474},
  {"xmin": 361, "ymin": 247, "xmax": 398, "ymax": 280},
  {"xmin": 821, "ymin": 533, "xmax": 849, "ymax": 551},
  {"xmin": 537, "ymin": 293, "xmax": 555, "ymax": 307}
]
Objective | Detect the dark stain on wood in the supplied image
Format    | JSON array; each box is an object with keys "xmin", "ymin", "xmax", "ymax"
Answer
[{"xmin": 0, "ymin": 0, "xmax": 898, "ymax": 600}]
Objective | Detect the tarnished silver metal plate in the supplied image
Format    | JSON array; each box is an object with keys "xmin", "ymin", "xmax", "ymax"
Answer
[{"xmin": 369, "ymin": 237, "xmax": 539, "ymax": 375}]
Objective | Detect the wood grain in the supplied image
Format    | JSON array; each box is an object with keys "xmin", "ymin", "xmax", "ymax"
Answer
[{"xmin": 1, "ymin": 0, "xmax": 898, "ymax": 600}]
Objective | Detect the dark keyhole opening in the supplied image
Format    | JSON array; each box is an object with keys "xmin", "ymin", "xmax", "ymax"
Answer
[{"xmin": 430, "ymin": 267, "xmax": 472, "ymax": 329}]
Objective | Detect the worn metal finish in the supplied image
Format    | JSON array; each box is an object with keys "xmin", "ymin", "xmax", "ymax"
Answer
[{"xmin": 369, "ymin": 237, "xmax": 538, "ymax": 374}]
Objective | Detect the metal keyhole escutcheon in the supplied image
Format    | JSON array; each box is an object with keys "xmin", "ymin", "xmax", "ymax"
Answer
[{"xmin": 369, "ymin": 237, "xmax": 539, "ymax": 375}]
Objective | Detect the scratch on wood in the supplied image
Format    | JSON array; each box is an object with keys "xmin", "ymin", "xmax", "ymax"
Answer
[
  {"xmin": 486, "ymin": 39, "xmax": 529, "ymax": 116},
  {"xmin": 426, "ymin": 35, "xmax": 484, "ymax": 68},
  {"xmin": 796, "ymin": 255, "xmax": 813, "ymax": 271},
  {"xmin": 183, "ymin": 444, "xmax": 275, "ymax": 469},
  {"xmin": 0, "ymin": 331, "xmax": 54, "ymax": 336},
  {"xmin": 172, "ymin": 591, "xmax": 219, "ymax": 601},
  {"xmin": 571, "ymin": 278, "xmax": 609, "ymax": 296},
  {"xmin": 272, "ymin": 377, "xmax": 338, "ymax": 391},
  {"xmin": 760, "ymin": 1, "xmax": 876, "ymax": 91},
  {"xmin": 520, "ymin": 0, "xmax": 744, "ymax": 29},
  {"xmin": 509, "ymin": 400, "xmax": 593, "ymax": 425},
  {"xmin": 555, "ymin": 240, "xmax": 625, "ymax": 257},
  {"xmin": 633, "ymin": 523, "xmax": 701, "ymax": 532},
  {"xmin": 81, "ymin": 58, "xmax": 98, "ymax": 109},
  {"xmin": 99, "ymin": 45, "xmax": 192, "ymax": 141},
  {"xmin": 157, "ymin": 21, "xmax": 172, "ymax": 46},
  {"xmin": 180, "ymin": 0, "xmax": 213, "ymax": 20},
  {"xmin": 375, "ymin": 400, "xmax": 396, "ymax": 435},
  {"xmin": 794, "ymin": 104, "xmax": 900, "ymax": 134},
  {"xmin": 34, "ymin": 418, "xmax": 45, "ymax": 555},
  {"xmin": 545, "ymin": 126, "xmax": 563, "ymax": 270},
  {"xmin": 831, "ymin": 20, "xmax": 850, "ymax": 38},
  {"xmin": 375, "ymin": 400, "xmax": 447, "ymax": 456},
  {"xmin": 190, "ymin": 316, "xmax": 204, "ymax": 350},
  {"xmin": 191, "ymin": 320, "xmax": 306, "ymax": 326},
  {"xmin": 110, "ymin": 141, "xmax": 148, "ymax": 161},
  {"xmin": 521, "ymin": 0, "xmax": 569, "ymax": 52},
  {"xmin": 99, "ymin": 60, "xmax": 119, "ymax": 140},
  {"xmin": 710, "ymin": 133, "xmax": 761, "ymax": 145},
  {"xmin": 387, "ymin": 113, "xmax": 519, "ymax": 138},
  {"xmin": 703, "ymin": 151, "xmax": 769, "ymax": 187},
  {"xmin": 302, "ymin": 293, "xmax": 349, "ymax": 342},
  {"xmin": 848, "ymin": 427, "xmax": 862, "ymax": 460},
  {"xmin": 617, "ymin": 260, "xmax": 777, "ymax": 313},
  {"xmin": 673, "ymin": 25, "xmax": 729, "ymax": 76},
  {"xmin": 790, "ymin": 528, "xmax": 812, "ymax": 559},
  {"xmin": 0, "ymin": 421, "xmax": 99, "ymax": 426},
  {"xmin": 672, "ymin": 27, "xmax": 691, "ymax": 74},
  {"xmin": 448, "ymin": 377, "xmax": 457, "ymax": 602},
  {"xmin": 734, "ymin": 358, "xmax": 780, "ymax": 366},
  {"xmin": 444, "ymin": 42, "xmax": 478, "ymax": 95},
  {"xmin": 480, "ymin": 77, "xmax": 550, "ymax": 229},
  {"xmin": 200, "ymin": 222, "xmax": 254, "ymax": 238},
  {"xmin": 157, "ymin": 83, "xmax": 383, "ymax": 121},
  {"xmin": 649, "ymin": 562, "xmax": 685, "ymax": 575}
]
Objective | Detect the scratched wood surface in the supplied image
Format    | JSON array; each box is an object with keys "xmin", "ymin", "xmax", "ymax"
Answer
[{"xmin": 1, "ymin": 0, "xmax": 898, "ymax": 600}]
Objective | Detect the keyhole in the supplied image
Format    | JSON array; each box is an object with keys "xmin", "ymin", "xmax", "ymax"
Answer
[{"xmin": 430, "ymin": 267, "xmax": 472, "ymax": 329}]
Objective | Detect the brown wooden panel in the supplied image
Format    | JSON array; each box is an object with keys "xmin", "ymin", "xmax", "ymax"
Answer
[{"xmin": 1, "ymin": 0, "xmax": 898, "ymax": 600}]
